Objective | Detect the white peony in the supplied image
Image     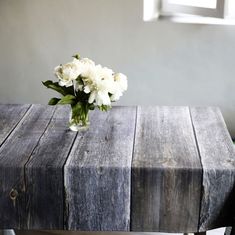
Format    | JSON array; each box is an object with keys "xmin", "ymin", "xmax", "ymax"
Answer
[
  {"xmin": 88, "ymin": 90, "xmax": 111, "ymax": 106},
  {"xmin": 54, "ymin": 55, "xmax": 128, "ymax": 106},
  {"xmin": 110, "ymin": 73, "xmax": 128, "ymax": 101},
  {"xmin": 114, "ymin": 73, "xmax": 128, "ymax": 91},
  {"xmin": 96, "ymin": 65, "xmax": 114, "ymax": 81},
  {"xmin": 54, "ymin": 59, "xmax": 83, "ymax": 87},
  {"xmin": 80, "ymin": 58, "xmax": 95, "ymax": 66},
  {"xmin": 83, "ymin": 65, "xmax": 115, "ymax": 106},
  {"xmin": 81, "ymin": 65, "xmax": 98, "ymax": 93}
]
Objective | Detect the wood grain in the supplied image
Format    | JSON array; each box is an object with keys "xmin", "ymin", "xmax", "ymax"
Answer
[
  {"xmin": 24, "ymin": 106, "xmax": 77, "ymax": 229},
  {"xmin": 190, "ymin": 107, "xmax": 235, "ymax": 232},
  {"xmin": 0, "ymin": 104, "xmax": 55, "ymax": 229},
  {"xmin": 0, "ymin": 105, "xmax": 234, "ymax": 233},
  {"xmin": 0, "ymin": 104, "xmax": 31, "ymax": 145},
  {"xmin": 131, "ymin": 106, "xmax": 202, "ymax": 233},
  {"xmin": 64, "ymin": 106, "xmax": 136, "ymax": 231}
]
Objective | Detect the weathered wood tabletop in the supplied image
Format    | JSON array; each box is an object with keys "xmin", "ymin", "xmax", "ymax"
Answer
[{"xmin": 0, "ymin": 104, "xmax": 235, "ymax": 233}]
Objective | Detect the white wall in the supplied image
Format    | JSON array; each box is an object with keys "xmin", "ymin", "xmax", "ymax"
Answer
[{"xmin": 0, "ymin": 0, "xmax": 235, "ymax": 137}]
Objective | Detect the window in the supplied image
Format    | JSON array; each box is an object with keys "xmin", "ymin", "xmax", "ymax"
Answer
[
  {"xmin": 166, "ymin": 0, "xmax": 217, "ymax": 8},
  {"xmin": 143, "ymin": 0, "xmax": 235, "ymax": 24},
  {"xmin": 162, "ymin": 0, "xmax": 225, "ymax": 18}
]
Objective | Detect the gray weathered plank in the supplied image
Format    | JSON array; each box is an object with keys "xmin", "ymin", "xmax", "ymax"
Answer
[
  {"xmin": 131, "ymin": 106, "xmax": 202, "ymax": 233},
  {"xmin": 64, "ymin": 106, "xmax": 136, "ymax": 231},
  {"xmin": 24, "ymin": 106, "xmax": 77, "ymax": 229},
  {"xmin": 0, "ymin": 104, "xmax": 55, "ymax": 229},
  {"xmin": 0, "ymin": 104, "xmax": 31, "ymax": 145},
  {"xmin": 190, "ymin": 107, "xmax": 235, "ymax": 232}
]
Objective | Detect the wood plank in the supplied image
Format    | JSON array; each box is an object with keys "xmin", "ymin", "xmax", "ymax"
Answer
[
  {"xmin": 24, "ymin": 106, "xmax": 77, "ymax": 229},
  {"xmin": 0, "ymin": 104, "xmax": 31, "ymax": 145},
  {"xmin": 190, "ymin": 107, "xmax": 235, "ymax": 232},
  {"xmin": 0, "ymin": 104, "xmax": 55, "ymax": 229},
  {"xmin": 64, "ymin": 106, "xmax": 136, "ymax": 231},
  {"xmin": 131, "ymin": 106, "xmax": 202, "ymax": 233}
]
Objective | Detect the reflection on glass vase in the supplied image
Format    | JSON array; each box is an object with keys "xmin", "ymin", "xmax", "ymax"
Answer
[{"xmin": 69, "ymin": 110, "xmax": 90, "ymax": 132}]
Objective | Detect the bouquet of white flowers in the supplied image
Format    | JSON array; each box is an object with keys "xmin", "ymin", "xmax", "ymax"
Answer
[{"xmin": 43, "ymin": 54, "xmax": 128, "ymax": 131}]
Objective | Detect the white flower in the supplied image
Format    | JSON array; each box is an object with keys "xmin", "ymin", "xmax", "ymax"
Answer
[
  {"xmin": 96, "ymin": 65, "xmax": 114, "ymax": 81},
  {"xmin": 54, "ymin": 65, "xmax": 64, "ymax": 82},
  {"xmin": 110, "ymin": 73, "xmax": 128, "ymax": 101},
  {"xmin": 83, "ymin": 66, "xmax": 128, "ymax": 105},
  {"xmin": 83, "ymin": 65, "xmax": 113, "ymax": 92},
  {"xmin": 88, "ymin": 90, "xmax": 111, "ymax": 106},
  {"xmin": 87, "ymin": 77, "xmax": 113, "ymax": 105},
  {"xmin": 114, "ymin": 73, "xmax": 128, "ymax": 91},
  {"xmin": 80, "ymin": 58, "xmax": 95, "ymax": 66},
  {"xmin": 54, "ymin": 59, "xmax": 83, "ymax": 87},
  {"xmin": 83, "ymin": 65, "xmax": 116, "ymax": 106},
  {"xmin": 53, "ymin": 55, "xmax": 128, "ymax": 106},
  {"xmin": 110, "ymin": 90, "xmax": 123, "ymax": 101},
  {"xmin": 81, "ymin": 65, "xmax": 98, "ymax": 93},
  {"xmin": 88, "ymin": 82, "xmax": 112, "ymax": 105},
  {"xmin": 81, "ymin": 64, "xmax": 96, "ymax": 81}
]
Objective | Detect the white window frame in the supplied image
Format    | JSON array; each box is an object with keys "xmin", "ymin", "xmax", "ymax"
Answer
[
  {"xmin": 143, "ymin": 0, "xmax": 161, "ymax": 21},
  {"xmin": 161, "ymin": 0, "xmax": 226, "ymax": 18},
  {"xmin": 143, "ymin": 0, "xmax": 235, "ymax": 24}
]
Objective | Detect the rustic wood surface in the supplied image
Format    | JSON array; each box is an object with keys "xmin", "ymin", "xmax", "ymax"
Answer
[
  {"xmin": 190, "ymin": 107, "xmax": 235, "ymax": 232},
  {"xmin": 131, "ymin": 106, "xmax": 202, "ymax": 233},
  {"xmin": 64, "ymin": 107, "xmax": 136, "ymax": 230},
  {"xmin": 25, "ymin": 106, "xmax": 77, "ymax": 229},
  {"xmin": 0, "ymin": 104, "xmax": 55, "ymax": 229},
  {"xmin": 0, "ymin": 105, "xmax": 234, "ymax": 233},
  {"xmin": 0, "ymin": 104, "xmax": 31, "ymax": 145}
]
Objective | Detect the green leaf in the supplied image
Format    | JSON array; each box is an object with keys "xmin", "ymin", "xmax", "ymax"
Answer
[
  {"xmin": 48, "ymin": 97, "xmax": 61, "ymax": 105},
  {"xmin": 42, "ymin": 80, "xmax": 53, "ymax": 87},
  {"xmin": 58, "ymin": 94, "xmax": 76, "ymax": 105},
  {"xmin": 42, "ymin": 80, "xmax": 67, "ymax": 96},
  {"xmin": 42, "ymin": 80, "xmax": 75, "ymax": 96}
]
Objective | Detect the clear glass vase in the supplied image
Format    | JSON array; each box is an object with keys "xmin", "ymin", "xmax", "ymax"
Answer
[{"xmin": 69, "ymin": 111, "xmax": 90, "ymax": 132}]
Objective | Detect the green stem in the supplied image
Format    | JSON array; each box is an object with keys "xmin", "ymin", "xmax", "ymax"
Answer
[{"xmin": 70, "ymin": 102, "xmax": 89, "ymax": 127}]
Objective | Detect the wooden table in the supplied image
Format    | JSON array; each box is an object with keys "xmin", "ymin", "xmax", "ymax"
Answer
[{"xmin": 0, "ymin": 104, "xmax": 235, "ymax": 234}]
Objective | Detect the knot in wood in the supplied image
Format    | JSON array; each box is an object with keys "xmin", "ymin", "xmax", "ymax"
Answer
[{"xmin": 9, "ymin": 189, "xmax": 18, "ymax": 200}]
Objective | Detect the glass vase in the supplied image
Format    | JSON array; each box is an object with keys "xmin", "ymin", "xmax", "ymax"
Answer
[{"xmin": 69, "ymin": 111, "xmax": 90, "ymax": 132}]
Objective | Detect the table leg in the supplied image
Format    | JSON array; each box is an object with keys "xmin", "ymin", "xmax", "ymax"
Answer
[
  {"xmin": 225, "ymin": 226, "xmax": 235, "ymax": 235},
  {"xmin": 230, "ymin": 227, "xmax": 235, "ymax": 235}
]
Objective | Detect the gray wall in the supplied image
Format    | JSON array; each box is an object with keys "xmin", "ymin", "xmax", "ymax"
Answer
[{"xmin": 0, "ymin": 0, "xmax": 235, "ymax": 137}]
